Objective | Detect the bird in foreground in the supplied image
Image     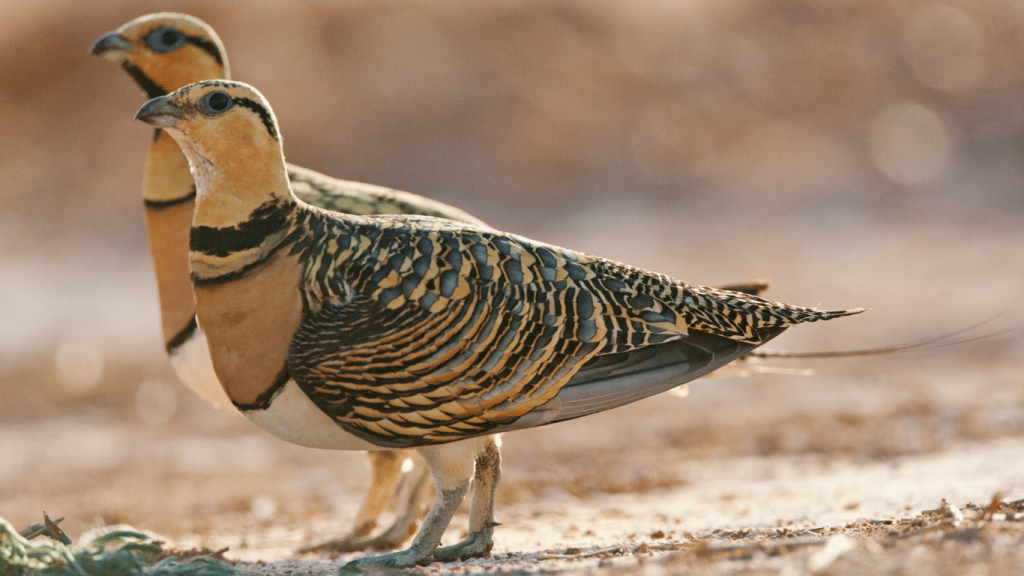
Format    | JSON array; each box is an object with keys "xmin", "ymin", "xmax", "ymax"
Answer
[
  {"xmin": 89, "ymin": 12, "xmax": 490, "ymax": 553},
  {"xmin": 135, "ymin": 80, "xmax": 862, "ymax": 568}
]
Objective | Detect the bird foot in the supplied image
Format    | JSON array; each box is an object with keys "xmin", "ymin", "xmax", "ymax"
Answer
[
  {"xmin": 432, "ymin": 529, "xmax": 494, "ymax": 563},
  {"xmin": 340, "ymin": 546, "xmax": 435, "ymax": 572},
  {"xmin": 337, "ymin": 530, "xmax": 493, "ymax": 574},
  {"xmin": 297, "ymin": 523, "xmax": 377, "ymax": 554},
  {"xmin": 300, "ymin": 520, "xmax": 418, "ymax": 555}
]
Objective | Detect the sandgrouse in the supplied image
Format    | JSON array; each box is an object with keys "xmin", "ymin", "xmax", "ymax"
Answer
[
  {"xmin": 89, "ymin": 12, "xmax": 487, "ymax": 553},
  {"xmin": 135, "ymin": 80, "xmax": 862, "ymax": 568},
  {"xmin": 89, "ymin": 12, "xmax": 783, "ymax": 554}
]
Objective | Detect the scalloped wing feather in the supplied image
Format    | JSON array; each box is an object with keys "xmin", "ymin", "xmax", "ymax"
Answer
[{"xmin": 286, "ymin": 212, "xmax": 859, "ymax": 447}]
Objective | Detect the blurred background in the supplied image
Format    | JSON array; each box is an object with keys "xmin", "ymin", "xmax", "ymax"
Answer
[{"xmin": 1, "ymin": 0, "xmax": 1023, "ymax": 549}]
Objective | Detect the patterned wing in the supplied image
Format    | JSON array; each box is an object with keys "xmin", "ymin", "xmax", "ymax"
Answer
[
  {"xmin": 288, "ymin": 215, "xmax": 857, "ymax": 448},
  {"xmin": 490, "ymin": 326, "xmax": 785, "ymax": 433},
  {"xmin": 286, "ymin": 164, "xmax": 487, "ymax": 226},
  {"xmin": 288, "ymin": 278, "xmax": 608, "ymax": 448}
]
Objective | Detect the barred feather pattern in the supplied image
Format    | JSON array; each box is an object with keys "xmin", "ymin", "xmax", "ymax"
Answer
[
  {"xmin": 274, "ymin": 202, "xmax": 859, "ymax": 447},
  {"xmin": 287, "ymin": 166, "xmax": 486, "ymax": 226}
]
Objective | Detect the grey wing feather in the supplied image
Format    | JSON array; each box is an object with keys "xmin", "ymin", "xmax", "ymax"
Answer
[{"xmin": 491, "ymin": 327, "xmax": 785, "ymax": 433}]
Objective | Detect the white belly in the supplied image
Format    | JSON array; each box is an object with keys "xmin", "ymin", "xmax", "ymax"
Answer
[
  {"xmin": 168, "ymin": 328, "xmax": 236, "ymax": 412},
  {"xmin": 170, "ymin": 327, "xmax": 379, "ymax": 451},
  {"xmin": 243, "ymin": 379, "xmax": 384, "ymax": 451}
]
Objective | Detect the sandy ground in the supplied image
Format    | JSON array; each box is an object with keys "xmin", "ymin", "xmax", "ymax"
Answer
[
  {"xmin": 2, "ymin": 212, "xmax": 1023, "ymax": 575},
  {"xmin": 2, "ymin": 2, "xmax": 1024, "ymax": 573}
]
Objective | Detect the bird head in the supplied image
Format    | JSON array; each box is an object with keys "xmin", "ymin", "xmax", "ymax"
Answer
[
  {"xmin": 135, "ymin": 81, "xmax": 285, "ymax": 198},
  {"xmin": 90, "ymin": 13, "xmax": 230, "ymax": 99}
]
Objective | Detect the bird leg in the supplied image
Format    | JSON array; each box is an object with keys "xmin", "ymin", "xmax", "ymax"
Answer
[
  {"xmin": 350, "ymin": 451, "xmax": 408, "ymax": 536},
  {"xmin": 298, "ymin": 450, "xmax": 410, "ymax": 554},
  {"xmin": 328, "ymin": 457, "xmax": 433, "ymax": 552},
  {"xmin": 433, "ymin": 435, "xmax": 501, "ymax": 562},
  {"xmin": 343, "ymin": 437, "xmax": 490, "ymax": 570}
]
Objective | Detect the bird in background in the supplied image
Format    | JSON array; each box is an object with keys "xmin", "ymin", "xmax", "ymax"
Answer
[
  {"xmin": 89, "ymin": 12, "xmax": 791, "ymax": 555},
  {"xmin": 89, "ymin": 12, "xmax": 488, "ymax": 554},
  {"xmin": 135, "ymin": 79, "xmax": 862, "ymax": 568}
]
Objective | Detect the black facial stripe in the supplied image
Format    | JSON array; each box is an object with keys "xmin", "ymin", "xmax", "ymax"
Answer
[
  {"xmin": 166, "ymin": 316, "xmax": 199, "ymax": 354},
  {"xmin": 144, "ymin": 185, "xmax": 197, "ymax": 210},
  {"xmin": 234, "ymin": 97, "xmax": 278, "ymax": 139},
  {"xmin": 190, "ymin": 200, "xmax": 290, "ymax": 257},
  {"xmin": 122, "ymin": 61, "xmax": 167, "ymax": 98},
  {"xmin": 184, "ymin": 35, "xmax": 224, "ymax": 65}
]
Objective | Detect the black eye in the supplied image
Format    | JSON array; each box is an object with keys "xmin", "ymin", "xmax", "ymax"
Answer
[
  {"xmin": 200, "ymin": 91, "xmax": 234, "ymax": 114},
  {"xmin": 147, "ymin": 27, "xmax": 185, "ymax": 52}
]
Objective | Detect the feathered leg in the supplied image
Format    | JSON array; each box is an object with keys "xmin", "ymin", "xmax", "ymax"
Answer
[
  {"xmin": 343, "ymin": 437, "xmax": 492, "ymax": 569},
  {"xmin": 434, "ymin": 435, "xmax": 501, "ymax": 561}
]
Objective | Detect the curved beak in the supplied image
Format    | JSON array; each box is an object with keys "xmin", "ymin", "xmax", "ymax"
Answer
[
  {"xmin": 135, "ymin": 96, "xmax": 185, "ymax": 128},
  {"xmin": 90, "ymin": 31, "xmax": 133, "ymax": 61}
]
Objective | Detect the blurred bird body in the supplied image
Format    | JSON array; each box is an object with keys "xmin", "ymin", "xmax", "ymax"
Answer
[
  {"xmin": 91, "ymin": 13, "xmax": 486, "ymax": 553},
  {"xmin": 136, "ymin": 80, "xmax": 861, "ymax": 567}
]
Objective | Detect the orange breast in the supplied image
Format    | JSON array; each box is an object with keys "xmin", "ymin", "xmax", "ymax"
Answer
[{"xmin": 193, "ymin": 250, "xmax": 305, "ymax": 407}]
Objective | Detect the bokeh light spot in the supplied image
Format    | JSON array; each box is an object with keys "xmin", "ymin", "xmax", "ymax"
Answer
[
  {"xmin": 55, "ymin": 337, "xmax": 104, "ymax": 394},
  {"xmin": 868, "ymin": 102, "xmax": 951, "ymax": 186},
  {"xmin": 250, "ymin": 496, "xmax": 279, "ymax": 520}
]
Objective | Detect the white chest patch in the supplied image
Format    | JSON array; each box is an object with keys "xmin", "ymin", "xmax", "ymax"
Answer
[
  {"xmin": 169, "ymin": 326, "xmax": 380, "ymax": 451},
  {"xmin": 168, "ymin": 328, "xmax": 236, "ymax": 412},
  {"xmin": 243, "ymin": 379, "xmax": 384, "ymax": 451}
]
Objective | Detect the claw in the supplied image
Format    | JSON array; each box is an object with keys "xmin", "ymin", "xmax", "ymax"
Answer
[
  {"xmin": 341, "ymin": 546, "xmax": 436, "ymax": 571},
  {"xmin": 432, "ymin": 529, "xmax": 494, "ymax": 563},
  {"xmin": 299, "ymin": 517, "xmax": 419, "ymax": 555}
]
